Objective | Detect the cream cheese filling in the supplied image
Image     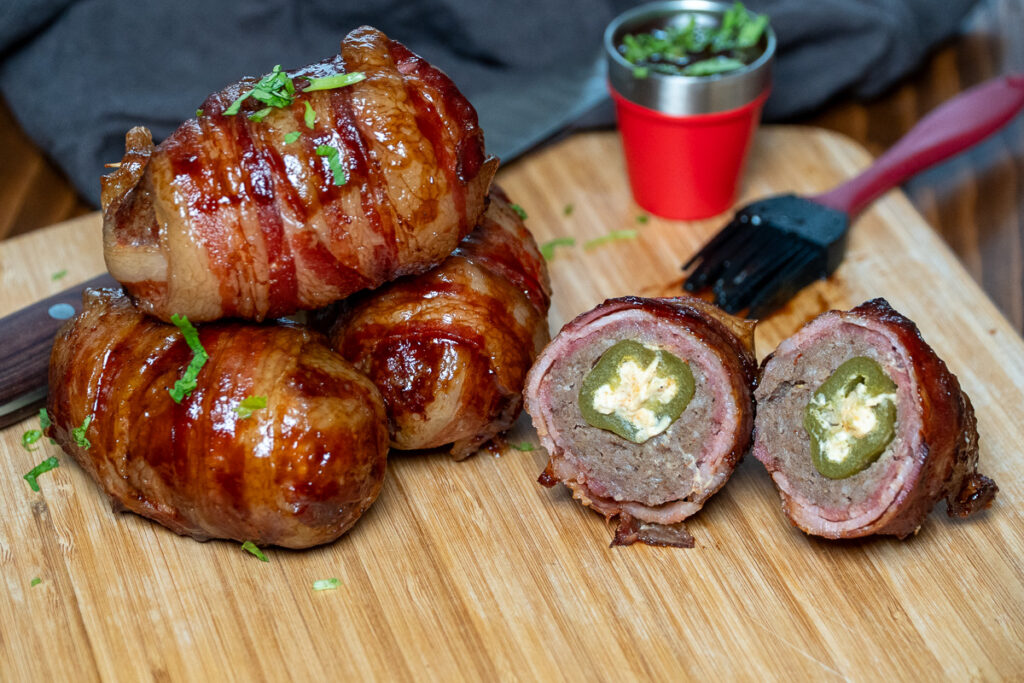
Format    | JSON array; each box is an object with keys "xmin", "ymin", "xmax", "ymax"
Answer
[
  {"xmin": 810, "ymin": 383, "xmax": 896, "ymax": 464},
  {"xmin": 592, "ymin": 356, "xmax": 679, "ymax": 442}
]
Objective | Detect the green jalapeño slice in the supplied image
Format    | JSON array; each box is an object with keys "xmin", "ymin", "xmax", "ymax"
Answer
[
  {"xmin": 579, "ymin": 340, "xmax": 695, "ymax": 444},
  {"xmin": 804, "ymin": 356, "xmax": 898, "ymax": 479}
]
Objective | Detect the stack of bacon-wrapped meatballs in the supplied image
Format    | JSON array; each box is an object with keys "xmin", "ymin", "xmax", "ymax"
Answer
[{"xmin": 47, "ymin": 27, "xmax": 551, "ymax": 549}]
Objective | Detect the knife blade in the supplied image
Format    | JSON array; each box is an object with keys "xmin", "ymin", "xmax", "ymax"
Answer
[{"xmin": 0, "ymin": 273, "xmax": 119, "ymax": 429}]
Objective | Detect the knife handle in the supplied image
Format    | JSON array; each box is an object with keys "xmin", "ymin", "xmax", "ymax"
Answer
[{"xmin": 0, "ymin": 273, "xmax": 119, "ymax": 430}]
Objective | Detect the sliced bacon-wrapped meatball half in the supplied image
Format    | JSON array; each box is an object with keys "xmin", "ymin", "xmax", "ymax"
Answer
[
  {"xmin": 753, "ymin": 298, "xmax": 997, "ymax": 539},
  {"xmin": 47, "ymin": 289, "xmax": 389, "ymax": 549},
  {"xmin": 329, "ymin": 189, "xmax": 551, "ymax": 459},
  {"xmin": 102, "ymin": 25, "xmax": 497, "ymax": 323},
  {"xmin": 524, "ymin": 296, "xmax": 757, "ymax": 547}
]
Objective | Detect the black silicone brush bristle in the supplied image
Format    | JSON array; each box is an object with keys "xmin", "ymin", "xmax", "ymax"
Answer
[{"xmin": 683, "ymin": 195, "xmax": 849, "ymax": 318}]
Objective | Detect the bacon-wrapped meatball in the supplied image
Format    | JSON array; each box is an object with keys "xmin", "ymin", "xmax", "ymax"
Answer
[
  {"xmin": 329, "ymin": 189, "xmax": 551, "ymax": 458},
  {"xmin": 524, "ymin": 296, "xmax": 757, "ymax": 547},
  {"xmin": 753, "ymin": 298, "xmax": 997, "ymax": 539},
  {"xmin": 47, "ymin": 289, "xmax": 388, "ymax": 549},
  {"xmin": 102, "ymin": 26, "xmax": 497, "ymax": 323}
]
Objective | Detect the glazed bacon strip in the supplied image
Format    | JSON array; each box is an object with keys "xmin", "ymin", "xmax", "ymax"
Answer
[
  {"xmin": 330, "ymin": 189, "xmax": 551, "ymax": 458},
  {"xmin": 47, "ymin": 289, "xmax": 389, "ymax": 549},
  {"xmin": 102, "ymin": 26, "xmax": 497, "ymax": 322}
]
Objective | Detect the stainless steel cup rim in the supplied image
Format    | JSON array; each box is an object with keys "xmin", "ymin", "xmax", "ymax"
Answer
[{"xmin": 605, "ymin": 0, "xmax": 776, "ymax": 116}]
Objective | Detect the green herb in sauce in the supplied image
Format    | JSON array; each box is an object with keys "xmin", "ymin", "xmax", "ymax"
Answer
[{"xmin": 621, "ymin": 2, "xmax": 768, "ymax": 78}]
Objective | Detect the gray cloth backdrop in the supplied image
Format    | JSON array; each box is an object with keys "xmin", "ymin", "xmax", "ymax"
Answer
[{"xmin": 0, "ymin": 0, "xmax": 978, "ymax": 206}]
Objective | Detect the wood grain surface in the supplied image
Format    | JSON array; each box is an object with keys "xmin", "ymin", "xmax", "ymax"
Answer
[{"xmin": 1, "ymin": 127, "xmax": 1022, "ymax": 682}]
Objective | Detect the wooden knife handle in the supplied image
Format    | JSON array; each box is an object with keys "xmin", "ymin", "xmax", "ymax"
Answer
[{"xmin": 0, "ymin": 273, "xmax": 119, "ymax": 430}]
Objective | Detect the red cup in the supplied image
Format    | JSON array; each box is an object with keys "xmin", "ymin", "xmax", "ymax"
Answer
[
  {"xmin": 605, "ymin": 1, "xmax": 776, "ymax": 220},
  {"xmin": 611, "ymin": 87, "xmax": 770, "ymax": 220}
]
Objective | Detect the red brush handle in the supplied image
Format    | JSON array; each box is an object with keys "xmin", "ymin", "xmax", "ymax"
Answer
[{"xmin": 812, "ymin": 73, "xmax": 1024, "ymax": 217}]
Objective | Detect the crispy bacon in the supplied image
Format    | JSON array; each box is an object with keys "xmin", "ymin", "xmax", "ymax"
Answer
[
  {"xmin": 329, "ymin": 189, "xmax": 551, "ymax": 458},
  {"xmin": 102, "ymin": 26, "xmax": 497, "ymax": 322},
  {"xmin": 46, "ymin": 289, "xmax": 389, "ymax": 548}
]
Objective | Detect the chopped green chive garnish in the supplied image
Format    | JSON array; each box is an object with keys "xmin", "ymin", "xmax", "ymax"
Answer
[
  {"xmin": 24, "ymin": 456, "xmax": 59, "ymax": 492},
  {"xmin": 168, "ymin": 314, "xmax": 209, "ymax": 403},
  {"xmin": 312, "ymin": 578, "xmax": 341, "ymax": 591},
  {"xmin": 563, "ymin": 204, "xmax": 574, "ymax": 216},
  {"xmin": 284, "ymin": 131, "xmax": 302, "ymax": 144},
  {"xmin": 584, "ymin": 230, "xmax": 638, "ymax": 250},
  {"xmin": 636, "ymin": 214, "xmax": 650, "ymax": 224},
  {"xmin": 509, "ymin": 442, "xmax": 535, "ymax": 452},
  {"xmin": 248, "ymin": 107, "xmax": 273, "ymax": 122},
  {"xmin": 196, "ymin": 108, "xmax": 203, "ymax": 117},
  {"xmin": 303, "ymin": 71, "xmax": 366, "ymax": 92},
  {"xmin": 224, "ymin": 67, "xmax": 363, "ymax": 125},
  {"xmin": 539, "ymin": 237, "xmax": 576, "ymax": 260},
  {"xmin": 234, "ymin": 396, "xmax": 267, "ymax": 419},
  {"xmin": 304, "ymin": 101, "xmax": 316, "ymax": 129},
  {"xmin": 241, "ymin": 541, "xmax": 269, "ymax": 562},
  {"xmin": 39, "ymin": 408, "xmax": 51, "ymax": 430},
  {"xmin": 315, "ymin": 144, "xmax": 347, "ymax": 186},
  {"xmin": 22, "ymin": 430, "xmax": 42, "ymax": 451},
  {"xmin": 224, "ymin": 95, "xmax": 249, "ymax": 117},
  {"xmin": 632, "ymin": 66, "xmax": 650, "ymax": 79},
  {"xmin": 224, "ymin": 64, "xmax": 296, "ymax": 117},
  {"xmin": 72, "ymin": 415, "xmax": 92, "ymax": 449},
  {"xmin": 510, "ymin": 203, "xmax": 528, "ymax": 220},
  {"xmin": 30, "ymin": 577, "xmax": 42, "ymax": 587},
  {"xmin": 51, "ymin": 269, "xmax": 67, "ymax": 281}
]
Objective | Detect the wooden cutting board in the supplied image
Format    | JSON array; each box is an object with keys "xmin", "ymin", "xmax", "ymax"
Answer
[{"xmin": 2, "ymin": 127, "xmax": 1022, "ymax": 681}]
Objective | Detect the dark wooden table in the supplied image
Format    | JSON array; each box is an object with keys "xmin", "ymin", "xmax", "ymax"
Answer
[{"xmin": 2, "ymin": 0, "xmax": 1022, "ymax": 332}]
